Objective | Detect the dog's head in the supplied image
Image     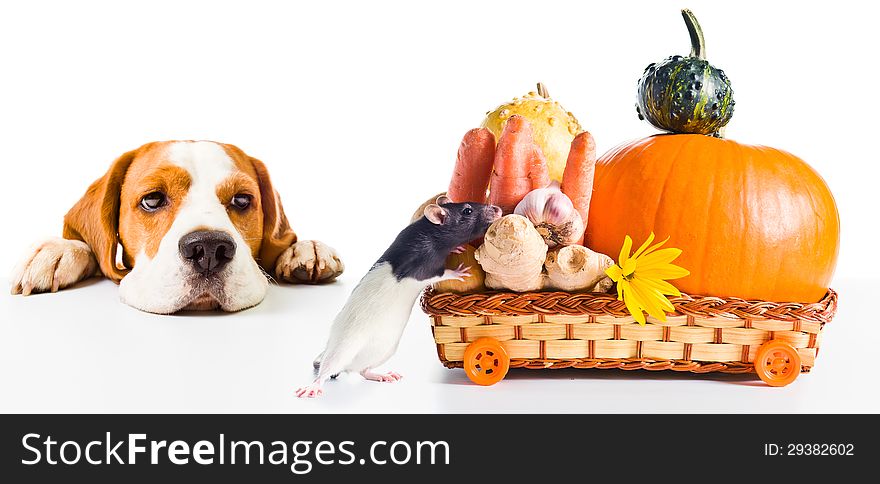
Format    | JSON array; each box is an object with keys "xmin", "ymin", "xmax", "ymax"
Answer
[{"xmin": 63, "ymin": 141, "xmax": 296, "ymax": 313}]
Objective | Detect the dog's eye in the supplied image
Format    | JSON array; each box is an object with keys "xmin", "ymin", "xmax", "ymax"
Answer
[
  {"xmin": 230, "ymin": 194, "xmax": 252, "ymax": 210},
  {"xmin": 462, "ymin": 207, "xmax": 473, "ymax": 216},
  {"xmin": 140, "ymin": 192, "xmax": 167, "ymax": 212}
]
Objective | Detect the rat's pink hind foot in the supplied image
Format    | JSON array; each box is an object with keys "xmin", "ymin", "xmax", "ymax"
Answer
[
  {"xmin": 360, "ymin": 370, "xmax": 403, "ymax": 383},
  {"xmin": 295, "ymin": 383, "xmax": 324, "ymax": 398},
  {"xmin": 452, "ymin": 245, "xmax": 466, "ymax": 254}
]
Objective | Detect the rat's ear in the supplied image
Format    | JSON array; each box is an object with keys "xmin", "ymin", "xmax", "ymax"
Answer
[
  {"xmin": 436, "ymin": 195, "xmax": 452, "ymax": 205},
  {"xmin": 249, "ymin": 155, "xmax": 298, "ymax": 271},
  {"xmin": 424, "ymin": 204, "xmax": 448, "ymax": 225}
]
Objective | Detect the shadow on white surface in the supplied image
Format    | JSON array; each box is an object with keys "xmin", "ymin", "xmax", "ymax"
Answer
[
  {"xmin": 438, "ymin": 366, "xmax": 761, "ymax": 385},
  {"xmin": 1, "ymin": 276, "xmax": 876, "ymax": 413}
]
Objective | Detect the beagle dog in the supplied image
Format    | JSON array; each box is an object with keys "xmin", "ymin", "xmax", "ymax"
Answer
[{"xmin": 10, "ymin": 140, "xmax": 344, "ymax": 314}]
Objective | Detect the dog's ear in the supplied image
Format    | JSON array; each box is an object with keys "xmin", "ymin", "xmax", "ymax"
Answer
[
  {"xmin": 249, "ymin": 156, "xmax": 297, "ymax": 271},
  {"xmin": 62, "ymin": 149, "xmax": 136, "ymax": 283}
]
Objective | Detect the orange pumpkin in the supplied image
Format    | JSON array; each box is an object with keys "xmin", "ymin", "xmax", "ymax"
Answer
[{"xmin": 585, "ymin": 134, "xmax": 839, "ymax": 302}]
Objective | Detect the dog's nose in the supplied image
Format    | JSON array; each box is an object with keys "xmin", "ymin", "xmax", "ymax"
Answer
[{"xmin": 179, "ymin": 230, "xmax": 236, "ymax": 275}]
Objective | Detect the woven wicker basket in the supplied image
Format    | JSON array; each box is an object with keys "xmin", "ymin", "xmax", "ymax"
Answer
[{"xmin": 421, "ymin": 288, "xmax": 837, "ymax": 385}]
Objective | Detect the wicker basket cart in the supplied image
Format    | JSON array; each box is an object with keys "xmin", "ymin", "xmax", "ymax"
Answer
[{"xmin": 422, "ymin": 288, "xmax": 837, "ymax": 387}]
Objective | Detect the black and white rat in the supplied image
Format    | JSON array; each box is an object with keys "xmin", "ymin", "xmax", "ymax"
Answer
[{"xmin": 295, "ymin": 196, "xmax": 502, "ymax": 398}]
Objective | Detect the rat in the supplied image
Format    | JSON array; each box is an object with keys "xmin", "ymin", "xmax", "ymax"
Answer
[{"xmin": 295, "ymin": 196, "xmax": 502, "ymax": 398}]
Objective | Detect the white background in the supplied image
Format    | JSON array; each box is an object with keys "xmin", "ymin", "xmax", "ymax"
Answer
[{"xmin": 1, "ymin": 0, "xmax": 878, "ymax": 412}]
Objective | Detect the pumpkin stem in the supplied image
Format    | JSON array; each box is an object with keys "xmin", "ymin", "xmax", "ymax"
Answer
[
  {"xmin": 537, "ymin": 82, "xmax": 549, "ymax": 99},
  {"xmin": 681, "ymin": 9, "xmax": 705, "ymax": 60}
]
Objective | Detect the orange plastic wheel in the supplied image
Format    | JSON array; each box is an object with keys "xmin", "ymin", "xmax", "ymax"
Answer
[
  {"xmin": 463, "ymin": 337, "xmax": 510, "ymax": 386},
  {"xmin": 754, "ymin": 340, "xmax": 801, "ymax": 387}
]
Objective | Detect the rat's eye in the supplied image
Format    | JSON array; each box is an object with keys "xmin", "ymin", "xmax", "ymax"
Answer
[
  {"xmin": 230, "ymin": 194, "xmax": 252, "ymax": 210},
  {"xmin": 140, "ymin": 192, "xmax": 167, "ymax": 212},
  {"xmin": 462, "ymin": 207, "xmax": 473, "ymax": 216}
]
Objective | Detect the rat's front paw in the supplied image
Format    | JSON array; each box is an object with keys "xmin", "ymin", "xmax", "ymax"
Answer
[
  {"xmin": 275, "ymin": 240, "xmax": 344, "ymax": 284},
  {"xmin": 444, "ymin": 264, "xmax": 471, "ymax": 282},
  {"xmin": 10, "ymin": 238, "xmax": 98, "ymax": 295}
]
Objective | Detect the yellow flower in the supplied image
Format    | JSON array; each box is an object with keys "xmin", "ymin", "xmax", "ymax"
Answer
[{"xmin": 605, "ymin": 232, "xmax": 690, "ymax": 325}]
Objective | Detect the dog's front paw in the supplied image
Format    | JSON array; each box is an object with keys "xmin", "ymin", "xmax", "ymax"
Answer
[
  {"xmin": 10, "ymin": 238, "xmax": 98, "ymax": 295},
  {"xmin": 275, "ymin": 240, "xmax": 344, "ymax": 284}
]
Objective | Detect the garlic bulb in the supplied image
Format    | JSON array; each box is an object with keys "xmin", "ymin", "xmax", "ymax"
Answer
[{"xmin": 513, "ymin": 182, "xmax": 585, "ymax": 248}]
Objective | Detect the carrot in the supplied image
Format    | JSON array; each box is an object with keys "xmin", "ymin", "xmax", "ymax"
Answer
[
  {"xmin": 561, "ymin": 131, "xmax": 597, "ymax": 245},
  {"xmin": 529, "ymin": 141, "xmax": 551, "ymax": 191},
  {"xmin": 488, "ymin": 115, "xmax": 550, "ymax": 213},
  {"xmin": 447, "ymin": 128, "xmax": 496, "ymax": 203}
]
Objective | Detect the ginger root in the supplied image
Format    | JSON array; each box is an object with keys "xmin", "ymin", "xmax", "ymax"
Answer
[
  {"xmin": 475, "ymin": 215, "xmax": 547, "ymax": 292},
  {"xmin": 544, "ymin": 244, "xmax": 614, "ymax": 292}
]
